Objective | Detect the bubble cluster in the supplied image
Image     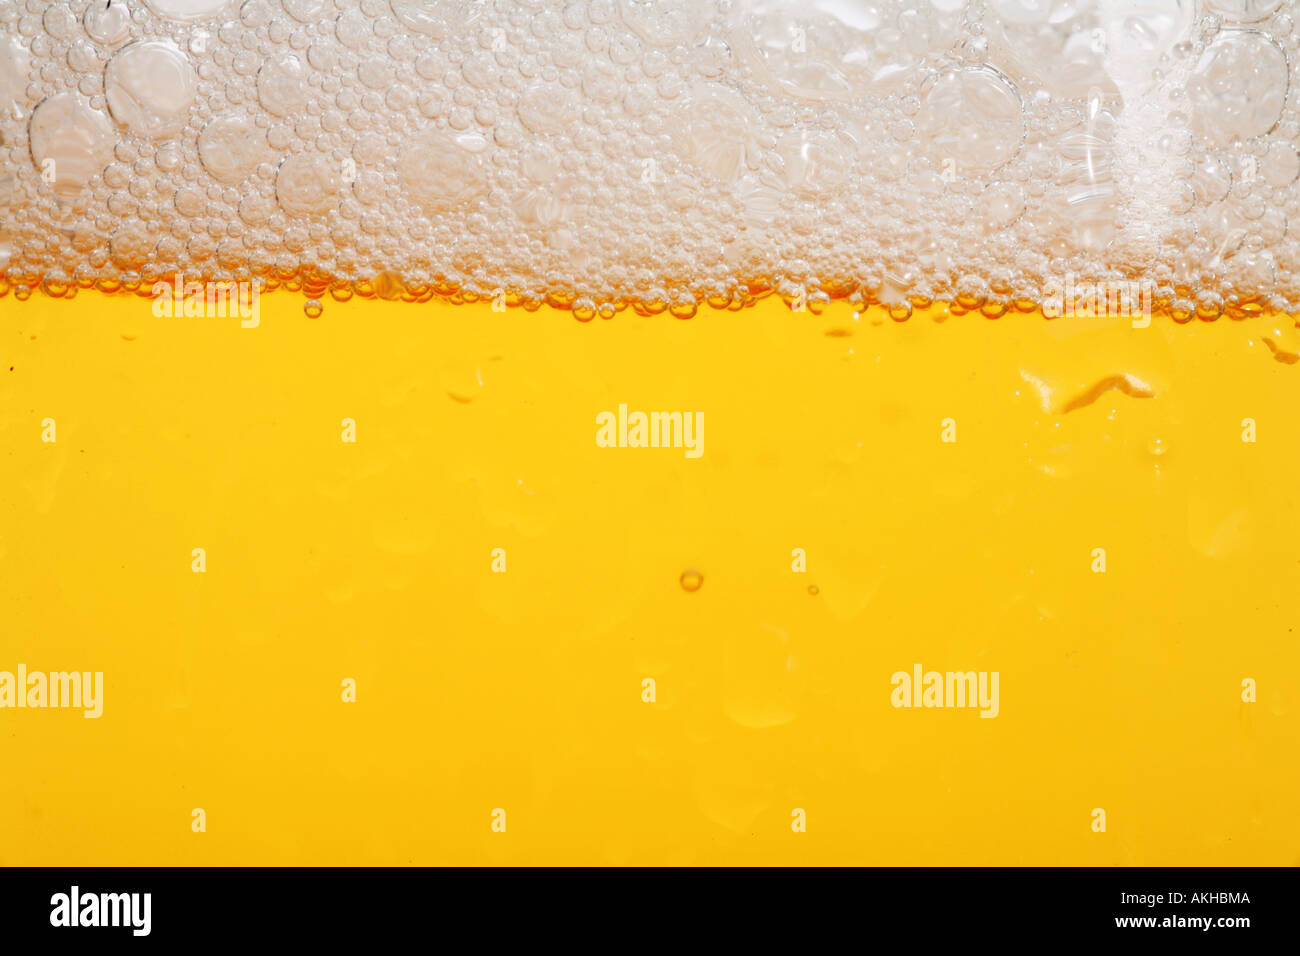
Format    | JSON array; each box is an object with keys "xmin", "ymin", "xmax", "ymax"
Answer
[{"xmin": 1, "ymin": 0, "xmax": 1299, "ymax": 319}]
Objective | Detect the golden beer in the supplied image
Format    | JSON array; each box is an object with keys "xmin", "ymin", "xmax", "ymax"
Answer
[{"xmin": 1, "ymin": 0, "xmax": 1298, "ymax": 866}]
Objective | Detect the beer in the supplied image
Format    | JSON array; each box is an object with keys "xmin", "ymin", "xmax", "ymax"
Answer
[{"xmin": 2, "ymin": 1, "xmax": 1298, "ymax": 867}]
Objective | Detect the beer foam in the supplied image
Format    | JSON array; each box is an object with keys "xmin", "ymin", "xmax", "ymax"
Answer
[{"xmin": 0, "ymin": 0, "xmax": 1298, "ymax": 319}]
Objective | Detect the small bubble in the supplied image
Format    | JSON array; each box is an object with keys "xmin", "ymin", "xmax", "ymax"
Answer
[
  {"xmin": 144, "ymin": 0, "xmax": 229, "ymax": 21},
  {"xmin": 304, "ymin": 298, "xmax": 323, "ymax": 318},
  {"xmin": 679, "ymin": 569, "xmax": 703, "ymax": 592},
  {"xmin": 84, "ymin": 1, "xmax": 132, "ymax": 46},
  {"xmin": 669, "ymin": 298, "xmax": 698, "ymax": 320},
  {"xmin": 807, "ymin": 584, "xmax": 819, "ymax": 596}
]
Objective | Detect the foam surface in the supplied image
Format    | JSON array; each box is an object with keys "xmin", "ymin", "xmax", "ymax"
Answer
[{"xmin": 1, "ymin": 0, "xmax": 1299, "ymax": 317}]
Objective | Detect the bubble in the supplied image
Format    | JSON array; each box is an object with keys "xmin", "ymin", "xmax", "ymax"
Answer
[
  {"xmin": 988, "ymin": 0, "xmax": 1111, "ymax": 98},
  {"xmin": 774, "ymin": 129, "xmax": 854, "ymax": 196},
  {"xmin": 283, "ymin": 0, "xmax": 330, "ymax": 24},
  {"xmin": 143, "ymin": 0, "xmax": 230, "ymax": 21},
  {"xmin": 105, "ymin": 41, "xmax": 197, "ymax": 138},
  {"xmin": 679, "ymin": 569, "xmax": 703, "ymax": 592},
  {"xmin": 68, "ymin": 39, "xmax": 102, "ymax": 75},
  {"xmin": 1261, "ymin": 141, "xmax": 1300, "ymax": 186},
  {"xmin": 733, "ymin": 0, "xmax": 923, "ymax": 100},
  {"xmin": 1188, "ymin": 31, "xmax": 1289, "ymax": 145},
  {"xmin": 1100, "ymin": 1, "xmax": 1197, "ymax": 92},
  {"xmin": 389, "ymin": 0, "xmax": 481, "ymax": 39},
  {"xmin": 516, "ymin": 83, "xmax": 576, "ymax": 134},
  {"xmin": 174, "ymin": 185, "xmax": 204, "ymax": 216},
  {"xmin": 981, "ymin": 181, "xmax": 1025, "ymax": 231},
  {"xmin": 155, "ymin": 140, "xmax": 182, "ymax": 171},
  {"xmin": 256, "ymin": 53, "xmax": 307, "ymax": 118},
  {"xmin": 303, "ymin": 298, "xmax": 323, "ymax": 317},
  {"xmin": 239, "ymin": 0, "xmax": 272, "ymax": 29},
  {"xmin": 1223, "ymin": 248, "xmax": 1275, "ymax": 290},
  {"xmin": 335, "ymin": 10, "xmax": 370, "ymax": 49},
  {"xmin": 1191, "ymin": 152, "xmax": 1233, "ymax": 204},
  {"xmin": 42, "ymin": 5, "xmax": 77, "ymax": 41},
  {"xmin": 197, "ymin": 114, "xmax": 268, "ymax": 184},
  {"xmin": 358, "ymin": 57, "xmax": 396, "ymax": 92},
  {"xmin": 84, "ymin": 1, "xmax": 133, "ymax": 46},
  {"xmin": 28, "ymin": 93, "xmax": 118, "ymax": 197},
  {"xmin": 1056, "ymin": 94, "xmax": 1120, "ymax": 251},
  {"xmin": 276, "ymin": 153, "xmax": 342, "ymax": 216},
  {"xmin": 1205, "ymin": 0, "xmax": 1285, "ymax": 24},
  {"xmin": 398, "ymin": 130, "xmax": 488, "ymax": 213},
  {"xmin": 238, "ymin": 192, "xmax": 274, "ymax": 224},
  {"xmin": 0, "ymin": 35, "xmax": 31, "ymax": 120},
  {"xmin": 918, "ymin": 67, "xmax": 1024, "ymax": 174},
  {"xmin": 623, "ymin": 0, "xmax": 704, "ymax": 48},
  {"xmin": 110, "ymin": 221, "xmax": 155, "ymax": 265},
  {"xmin": 676, "ymin": 84, "xmax": 755, "ymax": 183}
]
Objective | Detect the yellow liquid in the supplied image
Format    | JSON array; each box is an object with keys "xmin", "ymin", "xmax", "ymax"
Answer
[{"xmin": 2, "ymin": 293, "xmax": 1298, "ymax": 865}]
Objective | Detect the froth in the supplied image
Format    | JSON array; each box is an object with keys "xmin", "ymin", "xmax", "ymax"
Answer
[{"xmin": 0, "ymin": 0, "xmax": 1299, "ymax": 319}]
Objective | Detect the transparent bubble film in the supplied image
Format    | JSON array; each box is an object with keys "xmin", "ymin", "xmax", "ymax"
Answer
[{"xmin": 2, "ymin": 0, "xmax": 1300, "ymax": 319}]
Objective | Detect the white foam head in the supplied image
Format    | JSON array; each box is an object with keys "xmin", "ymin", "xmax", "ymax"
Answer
[{"xmin": 0, "ymin": 0, "xmax": 1296, "ymax": 317}]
